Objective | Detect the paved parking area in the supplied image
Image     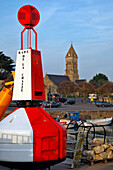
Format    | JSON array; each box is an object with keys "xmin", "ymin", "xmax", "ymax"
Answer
[
  {"xmin": 51, "ymin": 161, "xmax": 113, "ymax": 170},
  {"xmin": 1, "ymin": 159, "xmax": 113, "ymax": 170},
  {"xmin": 45, "ymin": 103, "xmax": 113, "ymax": 112},
  {"xmin": 4, "ymin": 103, "xmax": 113, "ymax": 118}
]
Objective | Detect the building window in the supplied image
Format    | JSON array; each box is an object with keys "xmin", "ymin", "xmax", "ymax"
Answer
[{"xmin": 67, "ymin": 62, "xmax": 71, "ymax": 65}]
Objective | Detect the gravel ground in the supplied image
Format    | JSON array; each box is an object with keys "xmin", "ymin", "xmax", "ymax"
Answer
[{"xmin": 1, "ymin": 158, "xmax": 113, "ymax": 170}]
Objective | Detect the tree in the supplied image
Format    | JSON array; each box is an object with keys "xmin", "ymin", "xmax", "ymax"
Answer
[
  {"xmin": 89, "ymin": 73, "xmax": 108, "ymax": 89},
  {"xmin": 76, "ymin": 82, "xmax": 95, "ymax": 99},
  {"xmin": 0, "ymin": 51, "xmax": 15, "ymax": 80},
  {"xmin": 57, "ymin": 81, "xmax": 76, "ymax": 98},
  {"xmin": 98, "ymin": 82, "xmax": 113, "ymax": 99}
]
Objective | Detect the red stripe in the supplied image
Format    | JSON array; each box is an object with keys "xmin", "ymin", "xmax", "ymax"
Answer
[{"xmin": 25, "ymin": 107, "xmax": 66, "ymax": 162}]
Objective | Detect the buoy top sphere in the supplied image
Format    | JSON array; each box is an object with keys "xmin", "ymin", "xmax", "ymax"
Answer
[{"xmin": 18, "ymin": 5, "xmax": 40, "ymax": 28}]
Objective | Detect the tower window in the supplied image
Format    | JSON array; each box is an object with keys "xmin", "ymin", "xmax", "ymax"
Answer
[{"xmin": 67, "ymin": 62, "xmax": 71, "ymax": 65}]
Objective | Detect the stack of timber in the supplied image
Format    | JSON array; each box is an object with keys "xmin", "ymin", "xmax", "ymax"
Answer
[{"xmin": 84, "ymin": 138, "xmax": 113, "ymax": 165}]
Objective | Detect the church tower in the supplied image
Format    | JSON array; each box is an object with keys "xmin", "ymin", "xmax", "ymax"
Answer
[{"xmin": 65, "ymin": 44, "xmax": 79, "ymax": 82}]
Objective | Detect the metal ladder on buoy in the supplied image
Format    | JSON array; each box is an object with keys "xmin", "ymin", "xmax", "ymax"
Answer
[{"xmin": 71, "ymin": 129, "xmax": 85, "ymax": 168}]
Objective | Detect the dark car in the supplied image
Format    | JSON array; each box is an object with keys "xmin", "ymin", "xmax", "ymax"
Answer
[
  {"xmin": 57, "ymin": 97, "xmax": 67, "ymax": 103},
  {"xmin": 50, "ymin": 101, "xmax": 61, "ymax": 108},
  {"xmin": 51, "ymin": 94, "xmax": 59, "ymax": 98},
  {"xmin": 96, "ymin": 101, "xmax": 113, "ymax": 107},
  {"xmin": 41, "ymin": 101, "xmax": 51, "ymax": 108},
  {"xmin": 56, "ymin": 102, "xmax": 61, "ymax": 107},
  {"xmin": 41, "ymin": 101, "xmax": 61, "ymax": 108},
  {"xmin": 64, "ymin": 100, "xmax": 75, "ymax": 105}
]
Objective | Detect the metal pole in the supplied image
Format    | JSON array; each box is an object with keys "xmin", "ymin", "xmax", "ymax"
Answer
[{"xmin": 21, "ymin": 28, "xmax": 26, "ymax": 50}]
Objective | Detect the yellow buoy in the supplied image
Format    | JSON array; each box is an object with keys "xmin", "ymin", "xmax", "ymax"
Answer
[{"xmin": 0, "ymin": 87, "xmax": 13, "ymax": 119}]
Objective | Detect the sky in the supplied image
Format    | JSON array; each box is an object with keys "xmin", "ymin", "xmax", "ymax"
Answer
[{"xmin": 0, "ymin": 0, "xmax": 113, "ymax": 82}]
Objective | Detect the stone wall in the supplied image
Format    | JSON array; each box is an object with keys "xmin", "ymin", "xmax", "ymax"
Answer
[
  {"xmin": 80, "ymin": 110, "xmax": 113, "ymax": 119},
  {"xmin": 48, "ymin": 110, "xmax": 113, "ymax": 119},
  {"xmin": 44, "ymin": 74, "xmax": 58, "ymax": 94}
]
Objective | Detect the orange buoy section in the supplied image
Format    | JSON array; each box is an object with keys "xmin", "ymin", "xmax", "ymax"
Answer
[{"xmin": 0, "ymin": 87, "xmax": 13, "ymax": 119}]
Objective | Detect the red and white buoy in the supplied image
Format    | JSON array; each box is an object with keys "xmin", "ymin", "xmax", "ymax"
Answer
[{"xmin": 0, "ymin": 5, "xmax": 66, "ymax": 169}]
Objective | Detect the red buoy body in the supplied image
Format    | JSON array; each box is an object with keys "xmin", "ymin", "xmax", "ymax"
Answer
[{"xmin": 0, "ymin": 107, "xmax": 66, "ymax": 169}]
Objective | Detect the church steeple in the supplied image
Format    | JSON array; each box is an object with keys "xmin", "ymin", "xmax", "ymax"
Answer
[{"xmin": 65, "ymin": 44, "xmax": 79, "ymax": 82}]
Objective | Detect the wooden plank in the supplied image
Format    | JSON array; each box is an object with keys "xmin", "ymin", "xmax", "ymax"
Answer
[
  {"xmin": 67, "ymin": 140, "xmax": 76, "ymax": 144},
  {"xmin": 71, "ymin": 129, "xmax": 85, "ymax": 168}
]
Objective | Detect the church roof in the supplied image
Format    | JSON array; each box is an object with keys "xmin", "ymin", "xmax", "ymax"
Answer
[
  {"xmin": 75, "ymin": 79, "xmax": 86, "ymax": 85},
  {"xmin": 66, "ymin": 44, "xmax": 78, "ymax": 58},
  {"xmin": 47, "ymin": 74, "xmax": 70, "ymax": 87}
]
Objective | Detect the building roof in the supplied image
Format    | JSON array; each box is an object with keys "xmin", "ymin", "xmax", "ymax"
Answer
[
  {"xmin": 47, "ymin": 74, "xmax": 70, "ymax": 86},
  {"xmin": 75, "ymin": 79, "xmax": 86, "ymax": 85}
]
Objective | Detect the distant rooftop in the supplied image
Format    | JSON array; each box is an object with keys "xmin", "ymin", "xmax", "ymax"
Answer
[
  {"xmin": 75, "ymin": 79, "xmax": 86, "ymax": 85},
  {"xmin": 47, "ymin": 74, "xmax": 70, "ymax": 86}
]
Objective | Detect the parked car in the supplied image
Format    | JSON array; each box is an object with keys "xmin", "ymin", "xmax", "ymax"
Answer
[
  {"xmin": 51, "ymin": 94, "xmax": 59, "ymax": 98},
  {"xmin": 64, "ymin": 100, "xmax": 75, "ymax": 105},
  {"xmin": 51, "ymin": 101, "xmax": 61, "ymax": 108},
  {"xmin": 56, "ymin": 102, "xmax": 61, "ymax": 107},
  {"xmin": 41, "ymin": 101, "xmax": 51, "ymax": 108},
  {"xmin": 9, "ymin": 101, "xmax": 17, "ymax": 107},
  {"xmin": 40, "ymin": 101, "xmax": 61, "ymax": 108},
  {"xmin": 56, "ymin": 97, "xmax": 67, "ymax": 103},
  {"xmin": 96, "ymin": 101, "xmax": 113, "ymax": 107}
]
